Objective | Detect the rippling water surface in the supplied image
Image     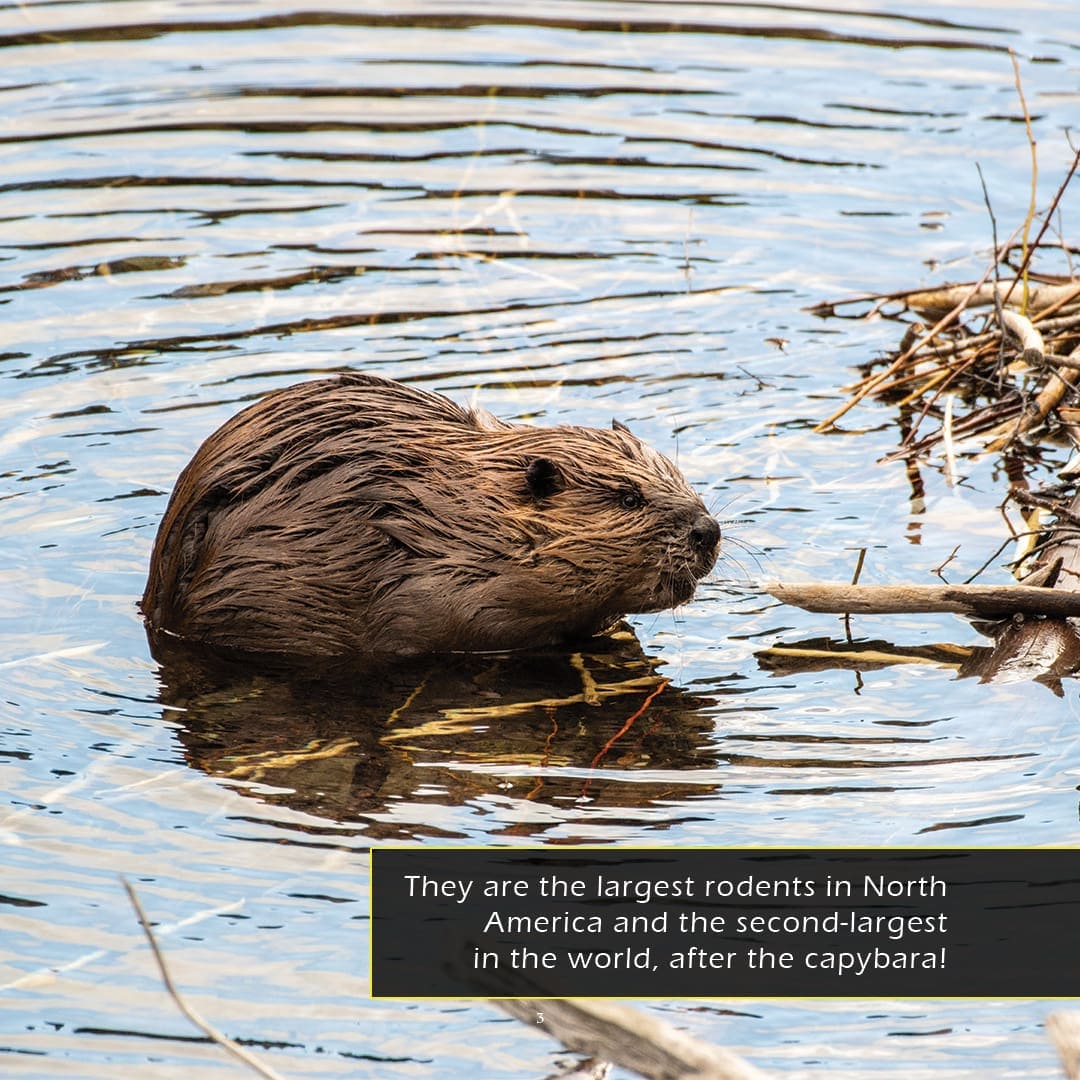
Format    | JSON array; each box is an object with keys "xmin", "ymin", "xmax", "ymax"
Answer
[{"xmin": 2, "ymin": 2, "xmax": 1079, "ymax": 1076}]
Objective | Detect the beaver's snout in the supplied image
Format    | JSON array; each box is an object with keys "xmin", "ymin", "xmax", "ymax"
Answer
[{"xmin": 689, "ymin": 514, "xmax": 721, "ymax": 564}]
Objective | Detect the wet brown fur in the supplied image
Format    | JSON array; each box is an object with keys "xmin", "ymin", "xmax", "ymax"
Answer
[{"xmin": 141, "ymin": 374, "xmax": 720, "ymax": 657}]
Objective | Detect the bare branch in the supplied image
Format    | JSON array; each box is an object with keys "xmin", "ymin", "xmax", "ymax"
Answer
[
  {"xmin": 495, "ymin": 998, "xmax": 772, "ymax": 1080},
  {"xmin": 122, "ymin": 878, "xmax": 288, "ymax": 1080}
]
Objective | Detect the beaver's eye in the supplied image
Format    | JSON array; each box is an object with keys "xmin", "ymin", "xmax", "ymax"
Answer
[{"xmin": 619, "ymin": 488, "xmax": 644, "ymax": 510}]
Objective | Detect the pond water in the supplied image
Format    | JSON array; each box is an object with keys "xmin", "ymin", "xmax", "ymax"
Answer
[{"xmin": 2, "ymin": 1, "xmax": 1078, "ymax": 1076}]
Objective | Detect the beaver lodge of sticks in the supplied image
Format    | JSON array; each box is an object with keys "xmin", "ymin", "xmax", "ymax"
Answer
[{"xmin": 762, "ymin": 149, "xmax": 1080, "ymax": 690}]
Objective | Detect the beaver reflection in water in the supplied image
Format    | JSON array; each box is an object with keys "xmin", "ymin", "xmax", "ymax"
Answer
[{"xmin": 141, "ymin": 374, "xmax": 720, "ymax": 658}]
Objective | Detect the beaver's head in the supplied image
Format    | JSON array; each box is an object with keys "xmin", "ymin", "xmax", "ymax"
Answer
[
  {"xmin": 366, "ymin": 407, "xmax": 721, "ymax": 651},
  {"xmin": 499, "ymin": 419, "xmax": 718, "ymax": 613}
]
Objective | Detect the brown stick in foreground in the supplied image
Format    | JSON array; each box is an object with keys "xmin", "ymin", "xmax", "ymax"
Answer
[
  {"xmin": 765, "ymin": 581, "xmax": 1080, "ymax": 621},
  {"xmin": 495, "ymin": 998, "xmax": 772, "ymax": 1080}
]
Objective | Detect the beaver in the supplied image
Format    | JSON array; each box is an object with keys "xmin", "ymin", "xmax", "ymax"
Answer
[{"xmin": 141, "ymin": 373, "xmax": 720, "ymax": 658}]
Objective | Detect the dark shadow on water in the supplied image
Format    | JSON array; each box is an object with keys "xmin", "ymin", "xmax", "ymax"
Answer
[{"xmin": 149, "ymin": 628, "xmax": 723, "ymax": 840}]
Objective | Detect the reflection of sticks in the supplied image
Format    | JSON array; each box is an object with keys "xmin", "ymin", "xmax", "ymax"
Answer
[
  {"xmin": 223, "ymin": 738, "xmax": 359, "ymax": 779},
  {"xmin": 766, "ymin": 580, "xmax": 1080, "ymax": 620},
  {"xmin": 759, "ymin": 643, "xmax": 968, "ymax": 671},
  {"xmin": 380, "ymin": 675, "xmax": 662, "ymax": 736},
  {"xmin": 121, "ymin": 878, "xmax": 288, "ymax": 1080},
  {"xmin": 570, "ymin": 651, "xmax": 603, "ymax": 705},
  {"xmin": 496, "ymin": 997, "xmax": 771, "ymax": 1080},
  {"xmin": 588, "ymin": 678, "xmax": 669, "ymax": 771}
]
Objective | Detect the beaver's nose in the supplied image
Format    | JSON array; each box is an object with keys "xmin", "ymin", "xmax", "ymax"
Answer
[{"xmin": 689, "ymin": 514, "xmax": 721, "ymax": 556}]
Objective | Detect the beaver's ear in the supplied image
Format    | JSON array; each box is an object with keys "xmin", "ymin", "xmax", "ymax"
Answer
[
  {"xmin": 612, "ymin": 418, "xmax": 633, "ymax": 435},
  {"xmin": 525, "ymin": 457, "xmax": 564, "ymax": 500}
]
